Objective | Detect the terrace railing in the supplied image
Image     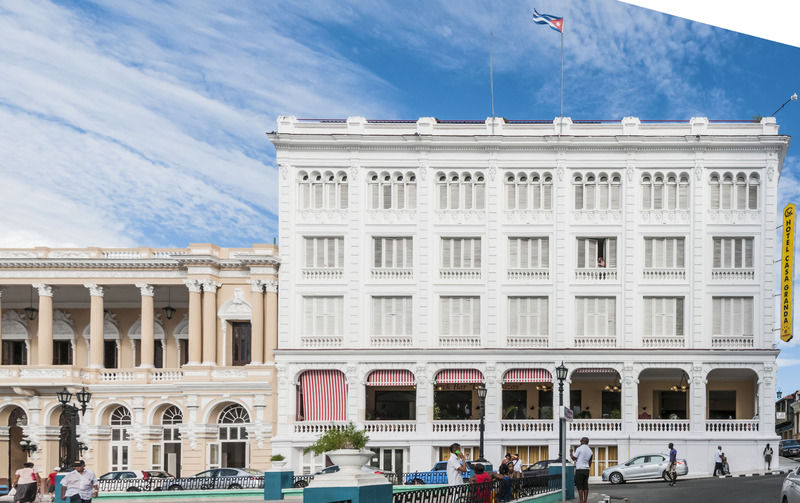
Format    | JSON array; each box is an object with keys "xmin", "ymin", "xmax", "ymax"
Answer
[{"xmin": 393, "ymin": 474, "xmax": 561, "ymax": 503}]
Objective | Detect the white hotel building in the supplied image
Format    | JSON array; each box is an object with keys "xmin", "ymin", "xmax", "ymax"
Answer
[{"xmin": 269, "ymin": 116, "xmax": 789, "ymax": 477}]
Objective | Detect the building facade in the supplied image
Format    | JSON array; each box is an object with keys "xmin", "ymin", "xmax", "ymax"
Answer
[
  {"xmin": 270, "ymin": 115, "xmax": 788, "ymax": 476},
  {"xmin": 0, "ymin": 244, "xmax": 279, "ymax": 480},
  {"xmin": 776, "ymin": 391, "xmax": 797, "ymax": 439}
]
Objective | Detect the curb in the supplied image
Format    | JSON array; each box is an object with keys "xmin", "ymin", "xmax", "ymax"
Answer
[{"xmin": 716, "ymin": 470, "xmax": 791, "ymax": 478}]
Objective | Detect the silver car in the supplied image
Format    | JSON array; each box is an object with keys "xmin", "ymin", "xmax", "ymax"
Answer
[
  {"xmin": 602, "ymin": 454, "xmax": 688, "ymax": 484},
  {"xmin": 781, "ymin": 466, "xmax": 800, "ymax": 502}
]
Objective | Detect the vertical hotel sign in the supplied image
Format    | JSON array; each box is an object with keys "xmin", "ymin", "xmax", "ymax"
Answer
[{"xmin": 782, "ymin": 203, "xmax": 796, "ymax": 342}]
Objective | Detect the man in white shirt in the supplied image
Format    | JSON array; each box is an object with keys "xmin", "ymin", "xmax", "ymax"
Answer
[
  {"xmin": 512, "ymin": 453, "xmax": 523, "ymax": 478},
  {"xmin": 60, "ymin": 460, "xmax": 99, "ymax": 503},
  {"xmin": 446, "ymin": 443, "xmax": 466, "ymax": 485},
  {"xmin": 570, "ymin": 437, "xmax": 593, "ymax": 503},
  {"xmin": 713, "ymin": 446, "xmax": 725, "ymax": 476}
]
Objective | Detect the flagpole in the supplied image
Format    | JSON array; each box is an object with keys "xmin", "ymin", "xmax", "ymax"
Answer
[
  {"xmin": 560, "ymin": 28, "xmax": 564, "ymax": 136},
  {"xmin": 490, "ymin": 31, "xmax": 495, "ymax": 135}
]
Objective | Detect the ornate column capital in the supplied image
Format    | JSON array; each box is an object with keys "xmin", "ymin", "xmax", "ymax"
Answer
[
  {"xmin": 135, "ymin": 283, "xmax": 154, "ymax": 297},
  {"xmin": 32, "ymin": 283, "xmax": 53, "ymax": 297},
  {"xmin": 200, "ymin": 280, "xmax": 221, "ymax": 293},
  {"xmin": 247, "ymin": 279, "xmax": 265, "ymax": 293},
  {"xmin": 183, "ymin": 279, "xmax": 202, "ymax": 293},
  {"xmin": 83, "ymin": 283, "xmax": 104, "ymax": 297},
  {"xmin": 263, "ymin": 279, "xmax": 278, "ymax": 293}
]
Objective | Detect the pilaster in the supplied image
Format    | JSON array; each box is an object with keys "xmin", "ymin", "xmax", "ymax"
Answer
[
  {"xmin": 135, "ymin": 283, "xmax": 155, "ymax": 368},
  {"xmin": 184, "ymin": 280, "xmax": 202, "ymax": 365},
  {"xmin": 33, "ymin": 283, "xmax": 53, "ymax": 365}
]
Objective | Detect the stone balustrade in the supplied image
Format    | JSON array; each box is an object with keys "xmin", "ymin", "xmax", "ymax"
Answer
[
  {"xmin": 637, "ymin": 419, "xmax": 690, "ymax": 433},
  {"xmin": 371, "ymin": 268, "xmax": 413, "ymax": 280},
  {"xmin": 507, "ymin": 268, "xmax": 550, "ymax": 281},
  {"xmin": 705, "ymin": 420, "xmax": 760, "ymax": 433},
  {"xmin": 575, "ymin": 268, "xmax": 617, "ymax": 281},
  {"xmin": 711, "ymin": 268, "xmax": 755, "ymax": 281},
  {"xmin": 574, "ymin": 336, "xmax": 616, "ymax": 348},
  {"xmin": 506, "ymin": 336, "xmax": 549, "ymax": 348},
  {"xmin": 432, "ymin": 420, "xmax": 480, "ymax": 433},
  {"xmin": 642, "ymin": 268, "xmax": 686, "ymax": 280},
  {"xmin": 711, "ymin": 336, "xmax": 754, "ymax": 349},
  {"xmin": 438, "ymin": 335, "xmax": 481, "ymax": 348},
  {"xmin": 642, "ymin": 336, "xmax": 685, "ymax": 348},
  {"xmin": 500, "ymin": 420, "xmax": 554, "ymax": 433},
  {"xmin": 300, "ymin": 335, "xmax": 344, "ymax": 348},
  {"xmin": 568, "ymin": 419, "xmax": 623, "ymax": 432},
  {"xmin": 370, "ymin": 335, "xmax": 413, "ymax": 348},
  {"xmin": 363, "ymin": 421, "xmax": 417, "ymax": 433},
  {"xmin": 301, "ymin": 267, "xmax": 344, "ymax": 280},
  {"xmin": 440, "ymin": 268, "xmax": 481, "ymax": 280}
]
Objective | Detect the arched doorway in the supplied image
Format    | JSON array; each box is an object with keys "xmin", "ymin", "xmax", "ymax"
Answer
[
  {"xmin": 161, "ymin": 406, "xmax": 182, "ymax": 477},
  {"xmin": 109, "ymin": 406, "xmax": 131, "ymax": 471},
  {"xmin": 218, "ymin": 405, "xmax": 249, "ymax": 468},
  {"xmin": 8, "ymin": 408, "xmax": 26, "ymax": 481}
]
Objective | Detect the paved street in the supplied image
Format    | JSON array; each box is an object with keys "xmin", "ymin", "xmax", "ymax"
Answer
[{"xmin": 587, "ymin": 473, "xmax": 786, "ymax": 503}]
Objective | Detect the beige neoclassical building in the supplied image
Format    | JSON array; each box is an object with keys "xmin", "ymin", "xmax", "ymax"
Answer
[{"xmin": 0, "ymin": 243, "xmax": 279, "ymax": 481}]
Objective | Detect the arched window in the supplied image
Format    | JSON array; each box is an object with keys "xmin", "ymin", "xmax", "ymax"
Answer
[
  {"xmin": 218, "ymin": 405, "xmax": 249, "ymax": 442},
  {"xmin": 573, "ymin": 174, "xmax": 584, "ymax": 210},
  {"xmin": 709, "ymin": 174, "xmax": 720, "ymax": 208},
  {"xmin": 748, "ymin": 173, "xmax": 759, "ymax": 209},
  {"xmin": 437, "ymin": 172, "xmax": 484, "ymax": 210},
  {"xmin": 735, "ymin": 173, "xmax": 747, "ymax": 210},
  {"xmin": 110, "ymin": 406, "xmax": 132, "ymax": 471},
  {"xmin": 610, "ymin": 174, "xmax": 621, "ymax": 209},
  {"xmin": 597, "ymin": 174, "xmax": 609, "ymax": 209},
  {"xmin": 298, "ymin": 170, "xmax": 347, "ymax": 210},
  {"xmin": 159, "ymin": 406, "xmax": 182, "ymax": 475},
  {"xmin": 678, "ymin": 174, "xmax": 690, "ymax": 209},
  {"xmin": 641, "ymin": 175, "xmax": 652, "ymax": 209},
  {"xmin": 653, "ymin": 174, "xmax": 664, "ymax": 209},
  {"xmin": 505, "ymin": 173, "xmax": 516, "ymax": 209},
  {"xmin": 666, "ymin": 174, "xmax": 678, "ymax": 209},
  {"xmin": 542, "ymin": 173, "xmax": 553, "ymax": 209},
  {"xmin": 721, "ymin": 173, "xmax": 734, "ymax": 209}
]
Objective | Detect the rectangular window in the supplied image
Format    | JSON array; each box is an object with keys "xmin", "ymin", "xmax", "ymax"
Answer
[
  {"xmin": 508, "ymin": 297, "xmax": 548, "ymax": 336},
  {"xmin": 304, "ymin": 237, "xmax": 344, "ymax": 268},
  {"xmin": 508, "ymin": 237, "xmax": 549, "ymax": 269},
  {"xmin": 303, "ymin": 296, "xmax": 344, "ymax": 336},
  {"xmin": 231, "ymin": 322, "xmax": 251, "ymax": 366},
  {"xmin": 576, "ymin": 238, "xmax": 616, "ymax": 268},
  {"xmin": 643, "ymin": 297, "xmax": 684, "ymax": 336},
  {"xmin": 575, "ymin": 297, "xmax": 616, "ymax": 337},
  {"xmin": 712, "ymin": 297, "xmax": 754, "ymax": 336},
  {"xmin": 643, "ymin": 237, "xmax": 685, "ymax": 268},
  {"xmin": 1, "ymin": 340, "xmax": 26, "ymax": 365},
  {"xmin": 373, "ymin": 237, "xmax": 413, "ymax": 268},
  {"xmin": 53, "ymin": 340, "xmax": 72, "ymax": 365},
  {"xmin": 371, "ymin": 297, "xmax": 412, "ymax": 336},
  {"xmin": 440, "ymin": 297, "xmax": 480, "ymax": 336},
  {"xmin": 441, "ymin": 238, "xmax": 481, "ymax": 269},
  {"xmin": 713, "ymin": 237, "xmax": 754, "ymax": 269},
  {"xmin": 104, "ymin": 340, "xmax": 118, "ymax": 368}
]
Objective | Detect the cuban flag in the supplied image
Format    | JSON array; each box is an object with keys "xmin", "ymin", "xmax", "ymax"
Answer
[{"xmin": 532, "ymin": 9, "xmax": 563, "ymax": 33}]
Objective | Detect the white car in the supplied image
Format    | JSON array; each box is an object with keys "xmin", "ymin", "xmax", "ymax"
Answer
[
  {"xmin": 602, "ymin": 454, "xmax": 688, "ymax": 484},
  {"xmin": 782, "ymin": 466, "xmax": 800, "ymax": 503}
]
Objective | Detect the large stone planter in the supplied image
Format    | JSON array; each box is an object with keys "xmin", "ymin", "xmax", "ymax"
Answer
[{"xmin": 307, "ymin": 449, "xmax": 387, "ymax": 488}]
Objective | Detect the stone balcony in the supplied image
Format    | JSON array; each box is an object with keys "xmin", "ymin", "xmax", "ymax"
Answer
[
  {"xmin": 440, "ymin": 268, "xmax": 481, "ymax": 281},
  {"xmin": 642, "ymin": 336, "xmax": 685, "ymax": 349},
  {"xmin": 636, "ymin": 419, "xmax": 690, "ymax": 434},
  {"xmin": 301, "ymin": 267, "xmax": 343, "ymax": 280},
  {"xmin": 711, "ymin": 335, "xmax": 754, "ymax": 349},
  {"xmin": 575, "ymin": 268, "xmax": 617, "ymax": 281},
  {"xmin": 507, "ymin": 268, "xmax": 549, "ymax": 281},
  {"xmin": 711, "ymin": 268, "xmax": 755, "ymax": 281},
  {"xmin": 500, "ymin": 419, "xmax": 554, "ymax": 433},
  {"xmin": 642, "ymin": 268, "xmax": 686, "ymax": 281},
  {"xmin": 371, "ymin": 268, "xmax": 413, "ymax": 280}
]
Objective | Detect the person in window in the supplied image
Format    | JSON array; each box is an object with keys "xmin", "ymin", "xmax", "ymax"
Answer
[
  {"xmin": 638, "ymin": 406, "xmax": 652, "ymax": 419},
  {"xmin": 597, "ymin": 257, "xmax": 606, "ymax": 268}
]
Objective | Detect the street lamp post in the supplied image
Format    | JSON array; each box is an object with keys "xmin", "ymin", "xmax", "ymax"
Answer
[
  {"xmin": 57, "ymin": 387, "xmax": 92, "ymax": 467},
  {"xmin": 476, "ymin": 386, "xmax": 488, "ymax": 463},
  {"xmin": 555, "ymin": 362, "xmax": 569, "ymax": 503}
]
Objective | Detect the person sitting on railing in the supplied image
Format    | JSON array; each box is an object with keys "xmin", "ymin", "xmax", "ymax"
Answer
[{"xmin": 469, "ymin": 463, "xmax": 503, "ymax": 503}]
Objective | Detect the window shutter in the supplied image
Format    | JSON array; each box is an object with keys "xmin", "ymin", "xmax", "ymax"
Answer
[
  {"xmin": 300, "ymin": 184, "xmax": 310, "ymax": 209},
  {"xmin": 313, "ymin": 183, "xmax": 323, "ymax": 209},
  {"xmin": 543, "ymin": 183, "xmax": 552, "ymax": 209},
  {"xmin": 474, "ymin": 239, "xmax": 482, "ymax": 268},
  {"xmin": 305, "ymin": 238, "xmax": 314, "ymax": 267},
  {"xmin": 509, "ymin": 298, "xmax": 519, "ymax": 336},
  {"xmin": 598, "ymin": 182, "xmax": 609, "ymax": 209},
  {"xmin": 327, "ymin": 238, "xmax": 336, "ymax": 268},
  {"xmin": 541, "ymin": 297, "xmax": 549, "ymax": 335},
  {"xmin": 520, "ymin": 238, "xmax": 529, "ymax": 268},
  {"xmin": 472, "ymin": 297, "xmax": 481, "ymax": 335},
  {"xmin": 678, "ymin": 182, "xmax": 689, "ymax": 209},
  {"xmin": 585, "ymin": 183, "xmax": 596, "ymax": 209},
  {"xmin": 642, "ymin": 181, "xmax": 652, "ymax": 209},
  {"xmin": 676, "ymin": 298, "xmax": 684, "ymax": 336},
  {"xmin": 464, "ymin": 182, "xmax": 473, "ymax": 209},
  {"xmin": 370, "ymin": 183, "xmax": 379, "ymax": 209},
  {"xmin": 712, "ymin": 239, "xmax": 721, "ymax": 268},
  {"xmin": 606, "ymin": 238, "xmax": 617, "ymax": 268},
  {"xmin": 396, "ymin": 183, "xmax": 405, "ymax": 210},
  {"xmin": 509, "ymin": 239, "xmax": 519, "ymax": 268},
  {"xmin": 507, "ymin": 183, "xmax": 516, "ymax": 209},
  {"xmin": 665, "ymin": 239, "xmax": 674, "ymax": 267},
  {"xmin": 712, "ymin": 298, "xmax": 721, "ymax": 335},
  {"xmin": 541, "ymin": 238, "xmax": 549, "ymax": 267},
  {"xmin": 532, "ymin": 180, "xmax": 542, "ymax": 209},
  {"xmin": 577, "ymin": 238, "xmax": 586, "ymax": 268},
  {"xmin": 748, "ymin": 184, "xmax": 758, "ymax": 210},
  {"xmin": 325, "ymin": 298, "xmax": 336, "ymax": 335},
  {"xmin": 374, "ymin": 238, "xmax": 382, "ymax": 268},
  {"xmin": 440, "ymin": 298, "xmax": 450, "ymax": 335},
  {"xmin": 438, "ymin": 183, "xmax": 447, "ymax": 210},
  {"xmin": 610, "ymin": 182, "xmax": 621, "ymax": 209},
  {"xmin": 643, "ymin": 298, "xmax": 652, "ymax": 336},
  {"xmin": 373, "ymin": 297, "xmax": 382, "ymax": 335},
  {"xmin": 734, "ymin": 239, "xmax": 743, "ymax": 268},
  {"xmin": 667, "ymin": 183, "xmax": 677, "ymax": 209},
  {"xmin": 314, "ymin": 239, "xmax": 324, "ymax": 267},
  {"xmin": 606, "ymin": 298, "xmax": 616, "ymax": 336},
  {"xmin": 404, "ymin": 297, "xmax": 412, "ymax": 335},
  {"xmin": 407, "ymin": 182, "xmax": 416, "ymax": 209},
  {"xmin": 588, "ymin": 239, "xmax": 598, "ymax": 267},
  {"xmin": 385, "ymin": 239, "xmax": 394, "ymax": 268},
  {"xmin": 382, "ymin": 184, "xmax": 392, "ymax": 209},
  {"xmin": 574, "ymin": 184, "xmax": 583, "ymax": 210},
  {"xmin": 654, "ymin": 238, "xmax": 664, "ymax": 267},
  {"xmin": 722, "ymin": 183, "xmax": 732, "ymax": 209},
  {"xmin": 450, "ymin": 183, "xmax": 460, "ymax": 209},
  {"xmin": 745, "ymin": 239, "xmax": 754, "ymax": 267},
  {"xmin": 518, "ymin": 182, "xmax": 528, "ymax": 209},
  {"xmin": 475, "ymin": 182, "xmax": 485, "ymax": 209},
  {"xmin": 676, "ymin": 238, "xmax": 685, "ymax": 268},
  {"xmin": 406, "ymin": 237, "xmax": 413, "ymax": 268},
  {"xmin": 654, "ymin": 181, "xmax": 663, "ymax": 209},
  {"xmin": 575, "ymin": 298, "xmax": 584, "ymax": 336},
  {"xmin": 453, "ymin": 239, "xmax": 462, "ymax": 267},
  {"xmin": 339, "ymin": 182, "xmax": 348, "ymax": 209},
  {"xmin": 326, "ymin": 183, "xmax": 336, "ymax": 209},
  {"xmin": 442, "ymin": 239, "xmax": 451, "ymax": 268},
  {"xmin": 743, "ymin": 298, "xmax": 754, "ymax": 336},
  {"xmin": 304, "ymin": 298, "xmax": 314, "ymax": 334},
  {"xmin": 710, "ymin": 182, "xmax": 720, "ymax": 209},
  {"xmin": 644, "ymin": 238, "xmax": 653, "ymax": 268},
  {"xmin": 736, "ymin": 184, "xmax": 746, "ymax": 210}
]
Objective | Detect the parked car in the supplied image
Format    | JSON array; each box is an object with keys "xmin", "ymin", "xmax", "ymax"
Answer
[
  {"xmin": 781, "ymin": 439, "xmax": 800, "ymax": 458},
  {"xmin": 161, "ymin": 468, "xmax": 263, "ymax": 491},
  {"xmin": 404, "ymin": 461, "xmax": 493, "ymax": 485},
  {"xmin": 522, "ymin": 459, "xmax": 561, "ymax": 478},
  {"xmin": 602, "ymin": 454, "xmax": 688, "ymax": 485},
  {"xmin": 782, "ymin": 466, "xmax": 800, "ymax": 502},
  {"xmin": 98, "ymin": 470, "xmax": 173, "ymax": 492}
]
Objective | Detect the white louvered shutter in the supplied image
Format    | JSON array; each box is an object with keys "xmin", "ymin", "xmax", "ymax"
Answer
[{"xmin": 606, "ymin": 239, "xmax": 617, "ymax": 268}]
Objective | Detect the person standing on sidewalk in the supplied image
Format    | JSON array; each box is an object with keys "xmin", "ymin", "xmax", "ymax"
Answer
[
  {"xmin": 60, "ymin": 460, "xmax": 98, "ymax": 503},
  {"xmin": 713, "ymin": 446, "xmax": 725, "ymax": 476},
  {"xmin": 570, "ymin": 437, "xmax": 592, "ymax": 503},
  {"xmin": 764, "ymin": 443, "xmax": 774, "ymax": 471},
  {"xmin": 667, "ymin": 443, "xmax": 678, "ymax": 486},
  {"xmin": 446, "ymin": 443, "xmax": 467, "ymax": 486},
  {"xmin": 12, "ymin": 462, "xmax": 39, "ymax": 503}
]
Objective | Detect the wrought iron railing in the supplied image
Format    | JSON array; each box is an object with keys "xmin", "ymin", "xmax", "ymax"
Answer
[
  {"xmin": 99, "ymin": 475, "xmax": 265, "ymax": 492},
  {"xmin": 393, "ymin": 474, "xmax": 561, "ymax": 503}
]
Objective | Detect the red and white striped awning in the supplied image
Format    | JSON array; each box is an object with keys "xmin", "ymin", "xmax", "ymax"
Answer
[
  {"xmin": 299, "ymin": 370, "xmax": 348, "ymax": 421},
  {"xmin": 367, "ymin": 369, "xmax": 416, "ymax": 387},
  {"xmin": 573, "ymin": 368, "xmax": 619, "ymax": 375},
  {"xmin": 435, "ymin": 369, "xmax": 484, "ymax": 385},
  {"xmin": 503, "ymin": 368, "xmax": 552, "ymax": 384}
]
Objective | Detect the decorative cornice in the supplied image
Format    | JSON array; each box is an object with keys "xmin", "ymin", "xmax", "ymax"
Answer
[
  {"xmin": 32, "ymin": 283, "xmax": 53, "ymax": 297},
  {"xmin": 135, "ymin": 283, "xmax": 154, "ymax": 297},
  {"xmin": 84, "ymin": 283, "xmax": 104, "ymax": 297}
]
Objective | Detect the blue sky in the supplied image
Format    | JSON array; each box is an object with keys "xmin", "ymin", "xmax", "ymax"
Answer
[{"xmin": 1, "ymin": 0, "xmax": 800, "ymax": 392}]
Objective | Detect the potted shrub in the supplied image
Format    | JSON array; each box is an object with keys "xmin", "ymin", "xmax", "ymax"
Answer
[
  {"xmin": 304, "ymin": 422, "xmax": 371, "ymax": 473},
  {"xmin": 270, "ymin": 454, "xmax": 287, "ymax": 470}
]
